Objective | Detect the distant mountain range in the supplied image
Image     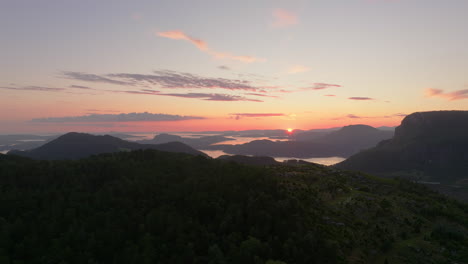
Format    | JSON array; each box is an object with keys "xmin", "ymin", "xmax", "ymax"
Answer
[
  {"xmin": 0, "ymin": 134, "xmax": 56, "ymax": 152},
  {"xmin": 137, "ymin": 133, "xmax": 235, "ymax": 148},
  {"xmin": 1, "ymin": 125, "xmax": 396, "ymax": 157},
  {"xmin": 8, "ymin": 132, "xmax": 206, "ymax": 160},
  {"xmin": 336, "ymin": 111, "xmax": 468, "ymax": 186},
  {"xmin": 207, "ymin": 125, "xmax": 394, "ymax": 158}
]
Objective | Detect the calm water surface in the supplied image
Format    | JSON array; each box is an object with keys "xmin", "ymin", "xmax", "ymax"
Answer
[{"xmin": 200, "ymin": 150, "xmax": 345, "ymax": 166}]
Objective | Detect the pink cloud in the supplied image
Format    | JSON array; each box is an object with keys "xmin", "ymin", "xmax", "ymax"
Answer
[
  {"xmin": 272, "ymin": 9, "xmax": 298, "ymax": 28},
  {"xmin": 425, "ymin": 88, "xmax": 468, "ymax": 101},
  {"xmin": 277, "ymin": 89, "xmax": 294, "ymax": 93},
  {"xmin": 157, "ymin": 30, "xmax": 264, "ymax": 63},
  {"xmin": 157, "ymin": 30, "xmax": 208, "ymax": 51},
  {"xmin": 209, "ymin": 51, "xmax": 264, "ymax": 63}
]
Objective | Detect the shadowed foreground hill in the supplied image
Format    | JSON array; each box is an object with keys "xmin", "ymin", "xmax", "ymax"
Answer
[
  {"xmin": 7, "ymin": 132, "xmax": 206, "ymax": 159},
  {"xmin": 0, "ymin": 150, "xmax": 467, "ymax": 264},
  {"xmin": 217, "ymin": 154, "xmax": 279, "ymax": 166},
  {"xmin": 335, "ymin": 111, "xmax": 468, "ymax": 184}
]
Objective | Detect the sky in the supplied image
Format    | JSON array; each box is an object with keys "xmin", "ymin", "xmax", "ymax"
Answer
[{"xmin": 1, "ymin": 0, "xmax": 467, "ymax": 133}]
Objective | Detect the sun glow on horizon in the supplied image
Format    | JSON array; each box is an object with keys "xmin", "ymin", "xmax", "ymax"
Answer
[{"xmin": 287, "ymin": 128, "xmax": 293, "ymax": 133}]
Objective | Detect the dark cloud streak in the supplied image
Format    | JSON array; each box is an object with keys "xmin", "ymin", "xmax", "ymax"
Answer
[
  {"xmin": 348, "ymin": 97, "xmax": 374, "ymax": 101},
  {"xmin": 301, "ymin": 83, "xmax": 342, "ymax": 91},
  {"xmin": 62, "ymin": 71, "xmax": 130, "ymax": 85},
  {"xmin": 62, "ymin": 70, "xmax": 266, "ymax": 93},
  {"xmin": 0, "ymin": 86, "xmax": 65, "ymax": 92},
  {"xmin": 31, "ymin": 112, "xmax": 205, "ymax": 123},
  {"xmin": 160, "ymin": 93, "xmax": 262, "ymax": 102},
  {"xmin": 70, "ymin": 85, "xmax": 93, "ymax": 89}
]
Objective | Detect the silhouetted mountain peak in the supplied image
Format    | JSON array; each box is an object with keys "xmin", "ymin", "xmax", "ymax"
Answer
[
  {"xmin": 336, "ymin": 110, "xmax": 468, "ymax": 186},
  {"xmin": 335, "ymin": 124, "xmax": 379, "ymax": 135},
  {"xmin": 8, "ymin": 132, "xmax": 206, "ymax": 160},
  {"xmin": 52, "ymin": 132, "xmax": 125, "ymax": 144},
  {"xmin": 394, "ymin": 111, "xmax": 468, "ymax": 141},
  {"xmin": 152, "ymin": 133, "xmax": 183, "ymax": 141},
  {"xmin": 341, "ymin": 124, "xmax": 376, "ymax": 131}
]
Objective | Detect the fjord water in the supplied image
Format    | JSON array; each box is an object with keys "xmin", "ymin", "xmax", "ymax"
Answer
[{"xmin": 200, "ymin": 149, "xmax": 345, "ymax": 165}]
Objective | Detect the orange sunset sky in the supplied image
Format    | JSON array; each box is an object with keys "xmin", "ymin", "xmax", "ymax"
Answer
[{"xmin": 1, "ymin": 0, "xmax": 467, "ymax": 133}]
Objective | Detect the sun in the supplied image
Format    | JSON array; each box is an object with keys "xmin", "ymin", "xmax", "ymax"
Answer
[{"xmin": 287, "ymin": 128, "xmax": 293, "ymax": 133}]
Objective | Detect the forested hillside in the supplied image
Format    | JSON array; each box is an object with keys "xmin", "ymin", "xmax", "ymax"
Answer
[{"xmin": 0, "ymin": 150, "xmax": 467, "ymax": 264}]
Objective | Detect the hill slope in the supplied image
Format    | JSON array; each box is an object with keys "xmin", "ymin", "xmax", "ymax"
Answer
[
  {"xmin": 317, "ymin": 125, "xmax": 393, "ymax": 156},
  {"xmin": 0, "ymin": 150, "xmax": 467, "ymax": 264},
  {"xmin": 138, "ymin": 133, "xmax": 235, "ymax": 148},
  {"xmin": 7, "ymin": 132, "xmax": 206, "ymax": 159},
  {"xmin": 335, "ymin": 111, "xmax": 468, "ymax": 185}
]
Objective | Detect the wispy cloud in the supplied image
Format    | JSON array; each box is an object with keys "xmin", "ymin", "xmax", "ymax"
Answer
[
  {"xmin": 31, "ymin": 112, "xmax": 205, "ymax": 123},
  {"xmin": 157, "ymin": 30, "xmax": 265, "ymax": 63},
  {"xmin": 324, "ymin": 94, "xmax": 336, "ymax": 97},
  {"xmin": 230, "ymin": 113, "xmax": 285, "ymax": 120},
  {"xmin": 210, "ymin": 51, "xmax": 264, "ymax": 63},
  {"xmin": 425, "ymin": 88, "xmax": 468, "ymax": 101},
  {"xmin": 157, "ymin": 30, "xmax": 208, "ymax": 51},
  {"xmin": 85, "ymin": 109, "xmax": 121, "ymax": 113},
  {"xmin": 245, "ymin": 93, "xmax": 278, "ymax": 98},
  {"xmin": 63, "ymin": 72, "xmax": 130, "ymax": 85},
  {"xmin": 70, "ymin": 85, "xmax": 92, "ymax": 89},
  {"xmin": 302, "ymin": 83, "xmax": 341, "ymax": 90},
  {"xmin": 287, "ymin": 65, "xmax": 310, "ymax": 74},
  {"xmin": 276, "ymin": 89, "xmax": 295, "ymax": 93},
  {"xmin": 218, "ymin": 65, "xmax": 231, "ymax": 70},
  {"xmin": 346, "ymin": 114, "xmax": 362, "ymax": 119},
  {"xmin": 348, "ymin": 97, "xmax": 374, "ymax": 101},
  {"xmin": 332, "ymin": 113, "xmax": 406, "ymax": 120},
  {"xmin": 160, "ymin": 93, "xmax": 262, "ymax": 102},
  {"xmin": 272, "ymin": 9, "xmax": 298, "ymax": 28},
  {"xmin": 112, "ymin": 90, "xmax": 160, "ymax": 95},
  {"xmin": 0, "ymin": 86, "xmax": 66, "ymax": 92},
  {"xmin": 64, "ymin": 70, "xmax": 266, "ymax": 92}
]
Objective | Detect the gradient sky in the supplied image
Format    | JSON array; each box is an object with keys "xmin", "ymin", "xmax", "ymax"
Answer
[{"xmin": 1, "ymin": 0, "xmax": 467, "ymax": 133}]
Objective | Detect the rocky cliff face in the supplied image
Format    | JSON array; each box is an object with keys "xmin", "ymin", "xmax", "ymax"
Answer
[
  {"xmin": 394, "ymin": 111, "xmax": 468, "ymax": 142},
  {"xmin": 335, "ymin": 111, "xmax": 468, "ymax": 184}
]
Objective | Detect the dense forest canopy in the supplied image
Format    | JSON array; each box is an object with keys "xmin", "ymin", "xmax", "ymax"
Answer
[{"xmin": 0, "ymin": 150, "xmax": 467, "ymax": 263}]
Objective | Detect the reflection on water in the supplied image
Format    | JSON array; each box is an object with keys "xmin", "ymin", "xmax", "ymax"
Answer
[
  {"xmin": 125, "ymin": 132, "xmax": 225, "ymax": 141},
  {"xmin": 211, "ymin": 137, "xmax": 288, "ymax": 145},
  {"xmin": 0, "ymin": 150, "xmax": 9, "ymax": 154},
  {"xmin": 200, "ymin": 150, "xmax": 345, "ymax": 166},
  {"xmin": 275, "ymin": 156, "xmax": 345, "ymax": 166},
  {"xmin": 125, "ymin": 133, "xmax": 289, "ymax": 145},
  {"xmin": 200, "ymin": 150, "xmax": 227, "ymax": 158}
]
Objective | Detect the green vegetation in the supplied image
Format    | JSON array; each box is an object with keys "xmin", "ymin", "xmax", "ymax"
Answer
[{"xmin": 0, "ymin": 150, "xmax": 467, "ymax": 263}]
